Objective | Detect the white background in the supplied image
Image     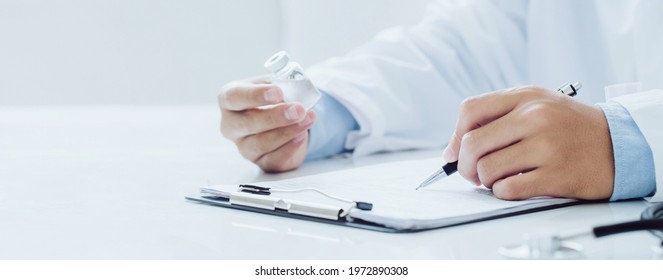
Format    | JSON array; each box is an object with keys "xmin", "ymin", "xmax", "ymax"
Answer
[{"xmin": 0, "ymin": 0, "xmax": 429, "ymax": 105}]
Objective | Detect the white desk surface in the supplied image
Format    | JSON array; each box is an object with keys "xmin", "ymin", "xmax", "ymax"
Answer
[{"xmin": 1, "ymin": 104, "xmax": 659, "ymax": 259}]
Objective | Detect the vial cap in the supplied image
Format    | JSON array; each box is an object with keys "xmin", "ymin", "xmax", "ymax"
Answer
[{"xmin": 264, "ymin": 51, "xmax": 290, "ymax": 73}]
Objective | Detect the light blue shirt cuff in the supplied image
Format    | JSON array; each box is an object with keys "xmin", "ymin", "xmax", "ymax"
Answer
[
  {"xmin": 598, "ymin": 102, "xmax": 656, "ymax": 201},
  {"xmin": 306, "ymin": 91, "xmax": 359, "ymax": 161}
]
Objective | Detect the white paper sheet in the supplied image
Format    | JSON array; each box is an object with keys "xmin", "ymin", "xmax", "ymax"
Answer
[{"xmin": 210, "ymin": 158, "xmax": 575, "ymax": 230}]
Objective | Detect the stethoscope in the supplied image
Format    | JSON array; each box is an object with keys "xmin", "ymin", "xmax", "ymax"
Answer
[{"xmin": 499, "ymin": 203, "xmax": 663, "ymax": 259}]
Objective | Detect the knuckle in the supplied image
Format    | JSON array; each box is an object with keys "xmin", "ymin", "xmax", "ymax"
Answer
[
  {"xmin": 257, "ymin": 154, "xmax": 284, "ymax": 173},
  {"xmin": 220, "ymin": 111, "xmax": 251, "ymax": 140},
  {"xmin": 495, "ymin": 177, "xmax": 530, "ymax": 200},
  {"xmin": 238, "ymin": 146, "xmax": 257, "ymax": 162},
  {"xmin": 515, "ymin": 85, "xmax": 544, "ymax": 96},
  {"xmin": 523, "ymin": 103, "xmax": 555, "ymax": 128},
  {"xmin": 219, "ymin": 116, "xmax": 236, "ymax": 140},
  {"xmin": 252, "ymin": 136, "xmax": 272, "ymax": 156},
  {"xmin": 459, "ymin": 96, "xmax": 481, "ymax": 117},
  {"xmin": 220, "ymin": 121, "xmax": 232, "ymax": 139},
  {"xmin": 534, "ymin": 86, "xmax": 555, "ymax": 98},
  {"xmin": 508, "ymin": 85, "xmax": 548, "ymax": 102},
  {"xmin": 524, "ymin": 85, "xmax": 546, "ymax": 93},
  {"xmin": 236, "ymin": 133, "xmax": 272, "ymax": 164},
  {"xmin": 460, "ymin": 132, "xmax": 478, "ymax": 158},
  {"xmin": 237, "ymin": 137, "xmax": 266, "ymax": 163},
  {"xmin": 218, "ymin": 82, "xmax": 237, "ymax": 107},
  {"xmin": 221, "ymin": 82, "xmax": 258, "ymax": 110},
  {"xmin": 460, "ymin": 131, "xmax": 474, "ymax": 146},
  {"xmin": 222, "ymin": 112, "xmax": 248, "ymax": 137},
  {"xmin": 495, "ymin": 183, "xmax": 522, "ymax": 200},
  {"xmin": 235, "ymin": 115, "xmax": 253, "ymax": 135},
  {"xmin": 476, "ymin": 158, "xmax": 496, "ymax": 187},
  {"xmin": 507, "ymin": 85, "xmax": 530, "ymax": 93}
]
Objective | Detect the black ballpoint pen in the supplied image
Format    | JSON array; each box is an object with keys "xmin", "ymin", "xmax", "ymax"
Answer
[
  {"xmin": 416, "ymin": 82, "xmax": 582, "ymax": 190},
  {"xmin": 416, "ymin": 161, "xmax": 458, "ymax": 190}
]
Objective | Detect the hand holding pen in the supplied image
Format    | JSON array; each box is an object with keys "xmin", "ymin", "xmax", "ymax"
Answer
[
  {"xmin": 418, "ymin": 83, "xmax": 615, "ymax": 201},
  {"xmin": 418, "ymin": 83, "xmax": 581, "ymax": 189}
]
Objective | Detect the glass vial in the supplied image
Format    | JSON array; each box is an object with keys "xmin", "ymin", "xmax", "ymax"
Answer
[{"xmin": 264, "ymin": 51, "xmax": 321, "ymax": 110}]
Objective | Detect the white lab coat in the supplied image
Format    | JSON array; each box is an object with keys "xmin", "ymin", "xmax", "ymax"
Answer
[{"xmin": 307, "ymin": 0, "xmax": 662, "ymax": 201}]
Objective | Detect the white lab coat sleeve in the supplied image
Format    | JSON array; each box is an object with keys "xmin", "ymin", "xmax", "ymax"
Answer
[
  {"xmin": 612, "ymin": 90, "xmax": 663, "ymax": 202},
  {"xmin": 306, "ymin": 0, "xmax": 530, "ymax": 157}
]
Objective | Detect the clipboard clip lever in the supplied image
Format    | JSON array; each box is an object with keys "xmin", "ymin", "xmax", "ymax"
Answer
[{"xmin": 239, "ymin": 184, "xmax": 271, "ymax": 195}]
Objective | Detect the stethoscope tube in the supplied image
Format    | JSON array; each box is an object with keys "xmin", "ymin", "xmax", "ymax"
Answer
[
  {"xmin": 593, "ymin": 219, "xmax": 663, "ymax": 238},
  {"xmin": 558, "ymin": 203, "xmax": 663, "ymax": 240}
]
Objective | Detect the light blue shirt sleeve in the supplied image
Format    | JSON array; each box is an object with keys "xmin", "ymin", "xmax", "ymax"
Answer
[
  {"xmin": 598, "ymin": 102, "xmax": 656, "ymax": 201},
  {"xmin": 306, "ymin": 91, "xmax": 359, "ymax": 161}
]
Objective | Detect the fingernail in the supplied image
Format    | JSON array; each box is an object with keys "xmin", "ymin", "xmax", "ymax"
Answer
[
  {"xmin": 293, "ymin": 132, "xmax": 306, "ymax": 143},
  {"xmin": 298, "ymin": 115, "xmax": 313, "ymax": 127},
  {"xmin": 284, "ymin": 105, "xmax": 302, "ymax": 121},
  {"xmin": 264, "ymin": 88, "xmax": 281, "ymax": 102}
]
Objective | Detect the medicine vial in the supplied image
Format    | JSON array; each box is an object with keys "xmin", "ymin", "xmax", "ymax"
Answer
[{"xmin": 264, "ymin": 51, "xmax": 321, "ymax": 110}]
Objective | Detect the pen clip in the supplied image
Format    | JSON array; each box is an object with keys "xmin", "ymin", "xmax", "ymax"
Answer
[{"xmin": 556, "ymin": 82, "xmax": 582, "ymax": 97}]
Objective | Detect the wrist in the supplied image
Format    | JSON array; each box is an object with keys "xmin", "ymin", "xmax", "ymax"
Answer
[{"xmin": 306, "ymin": 91, "xmax": 359, "ymax": 161}]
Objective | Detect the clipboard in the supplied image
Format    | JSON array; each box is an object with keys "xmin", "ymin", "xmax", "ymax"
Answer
[
  {"xmin": 186, "ymin": 159, "xmax": 582, "ymax": 233},
  {"xmin": 184, "ymin": 191, "xmax": 579, "ymax": 233},
  {"xmin": 185, "ymin": 190, "xmax": 402, "ymax": 233}
]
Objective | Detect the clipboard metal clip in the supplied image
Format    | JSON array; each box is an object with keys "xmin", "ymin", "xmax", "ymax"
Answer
[
  {"xmin": 230, "ymin": 191, "xmax": 344, "ymax": 220},
  {"xmin": 239, "ymin": 184, "xmax": 372, "ymax": 211},
  {"xmin": 198, "ymin": 185, "xmax": 373, "ymax": 221},
  {"xmin": 234, "ymin": 184, "xmax": 373, "ymax": 220}
]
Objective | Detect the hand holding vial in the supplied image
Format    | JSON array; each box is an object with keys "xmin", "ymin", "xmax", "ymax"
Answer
[{"xmin": 217, "ymin": 51, "xmax": 321, "ymax": 172}]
